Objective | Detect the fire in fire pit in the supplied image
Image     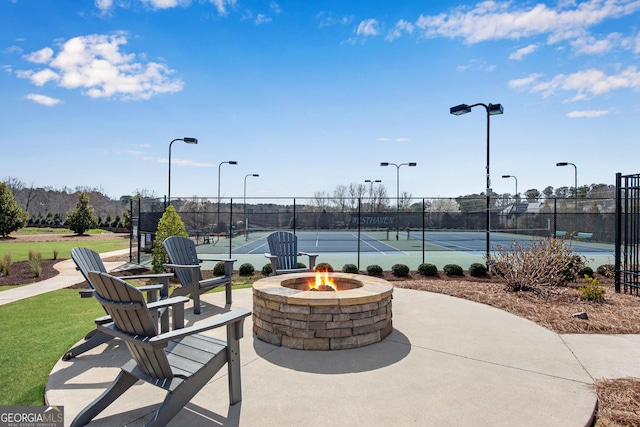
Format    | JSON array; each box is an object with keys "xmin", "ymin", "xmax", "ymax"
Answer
[{"xmin": 253, "ymin": 272, "xmax": 393, "ymax": 350}]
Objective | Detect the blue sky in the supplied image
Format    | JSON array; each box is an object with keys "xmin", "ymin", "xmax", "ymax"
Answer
[{"xmin": 2, "ymin": 0, "xmax": 639, "ymax": 202}]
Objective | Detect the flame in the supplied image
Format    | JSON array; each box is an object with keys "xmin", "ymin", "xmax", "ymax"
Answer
[{"xmin": 309, "ymin": 269, "xmax": 338, "ymax": 291}]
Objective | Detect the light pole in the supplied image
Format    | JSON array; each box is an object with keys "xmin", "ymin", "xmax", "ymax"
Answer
[
  {"xmin": 501, "ymin": 175, "xmax": 518, "ymax": 203},
  {"xmin": 167, "ymin": 137, "xmax": 198, "ymax": 206},
  {"xmin": 450, "ymin": 102, "xmax": 503, "ymax": 263},
  {"xmin": 244, "ymin": 173, "xmax": 259, "ymax": 240},
  {"xmin": 556, "ymin": 162, "xmax": 577, "ymax": 208},
  {"xmin": 380, "ymin": 162, "xmax": 416, "ymax": 240},
  {"xmin": 217, "ymin": 160, "xmax": 237, "ymax": 234},
  {"xmin": 365, "ymin": 179, "xmax": 381, "ymax": 212}
]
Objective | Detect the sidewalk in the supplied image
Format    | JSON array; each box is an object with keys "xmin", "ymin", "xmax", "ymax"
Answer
[{"xmin": 0, "ymin": 249, "xmax": 130, "ymax": 307}]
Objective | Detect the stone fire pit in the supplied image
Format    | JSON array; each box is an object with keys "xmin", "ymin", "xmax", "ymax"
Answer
[{"xmin": 252, "ymin": 272, "xmax": 393, "ymax": 350}]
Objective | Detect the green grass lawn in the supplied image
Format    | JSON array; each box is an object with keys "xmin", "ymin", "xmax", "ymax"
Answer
[
  {"xmin": 0, "ymin": 289, "xmax": 103, "ymax": 406},
  {"xmin": 0, "ymin": 229, "xmax": 128, "ymax": 262}
]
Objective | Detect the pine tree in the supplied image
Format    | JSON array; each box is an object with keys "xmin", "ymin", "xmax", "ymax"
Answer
[
  {"xmin": 66, "ymin": 192, "xmax": 99, "ymax": 235},
  {"xmin": 0, "ymin": 182, "xmax": 29, "ymax": 237},
  {"xmin": 152, "ymin": 205, "xmax": 188, "ymax": 273}
]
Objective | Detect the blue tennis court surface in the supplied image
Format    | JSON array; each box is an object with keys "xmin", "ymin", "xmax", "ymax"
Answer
[
  {"xmin": 233, "ymin": 231, "xmax": 404, "ymax": 255},
  {"xmin": 228, "ymin": 230, "xmax": 614, "ymax": 256}
]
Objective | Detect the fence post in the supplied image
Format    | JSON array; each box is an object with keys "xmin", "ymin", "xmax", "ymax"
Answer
[
  {"xmin": 422, "ymin": 198, "xmax": 425, "ymax": 265},
  {"xmin": 357, "ymin": 198, "xmax": 361, "ymax": 270},
  {"xmin": 615, "ymin": 173, "xmax": 621, "ymax": 292},
  {"xmin": 229, "ymin": 199, "xmax": 233, "ymax": 258}
]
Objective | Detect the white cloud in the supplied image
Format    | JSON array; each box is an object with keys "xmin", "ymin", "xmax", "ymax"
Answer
[
  {"xmin": 395, "ymin": 137, "xmax": 410, "ymax": 143},
  {"xmin": 317, "ymin": 12, "xmax": 354, "ymax": 28},
  {"xmin": 23, "ymin": 47, "xmax": 54, "ymax": 64},
  {"xmin": 513, "ymin": 67, "xmax": 640, "ymax": 99},
  {"xmin": 95, "ymin": 0, "xmax": 112, "ymax": 14},
  {"xmin": 509, "ymin": 44, "xmax": 538, "ymax": 60},
  {"xmin": 386, "ymin": 19, "xmax": 414, "ymax": 41},
  {"xmin": 415, "ymin": 0, "xmax": 640, "ymax": 46},
  {"xmin": 356, "ymin": 19, "xmax": 379, "ymax": 37},
  {"xmin": 508, "ymin": 73, "xmax": 543, "ymax": 88},
  {"xmin": 255, "ymin": 14, "xmax": 272, "ymax": 25},
  {"xmin": 141, "ymin": 0, "xmax": 191, "ymax": 9},
  {"xmin": 17, "ymin": 33, "xmax": 184, "ymax": 100},
  {"xmin": 270, "ymin": 2, "xmax": 281, "ymax": 14},
  {"xmin": 25, "ymin": 94, "xmax": 62, "ymax": 106},
  {"xmin": 209, "ymin": 0, "xmax": 236, "ymax": 15},
  {"xmin": 567, "ymin": 110, "xmax": 609, "ymax": 118},
  {"xmin": 571, "ymin": 33, "xmax": 621, "ymax": 55}
]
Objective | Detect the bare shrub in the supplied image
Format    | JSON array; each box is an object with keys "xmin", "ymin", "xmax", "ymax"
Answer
[
  {"xmin": 485, "ymin": 238, "xmax": 585, "ymax": 293},
  {"xmin": 28, "ymin": 250, "xmax": 43, "ymax": 277},
  {"xmin": 1, "ymin": 253, "xmax": 11, "ymax": 275}
]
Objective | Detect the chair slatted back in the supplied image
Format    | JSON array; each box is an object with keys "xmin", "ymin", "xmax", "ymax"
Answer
[
  {"xmin": 163, "ymin": 236, "xmax": 203, "ymax": 286},
  {"xmin": 267, "ymin": 232, "xmax": 298, "ymax": 270},
  {"xmin": 87, "ymin": 271, "xmax": 172, "ymax": 379},
  {"xmin": 71, "ymin": 247, "xmax": 107, "ymax": 283}
]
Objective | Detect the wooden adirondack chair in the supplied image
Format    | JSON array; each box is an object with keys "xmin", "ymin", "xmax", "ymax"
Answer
[
  {"xmin": 64, "ymin": 247, "xmax": 175, "ymax": 361},
  {"xmin": 163, "ymin": 236, "xmax": 236, "ymax": 315},
  {"xmin": 264, "ymin": 231, "xmax": 318, "ymax": 275},
  {"xmin": 70, "ymin": 271, "xmax": 250, "ymax": 427}
]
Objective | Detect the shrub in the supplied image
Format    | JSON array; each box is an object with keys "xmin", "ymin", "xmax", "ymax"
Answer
[
  {"xmin": 297, "ymin": 262, "xmax": 307, "ymax": 269},
  {"xmin": 262, "ymin": 263, "xmax": 272, "ymax": 276},
  {"xmin": 151, "ymin": 206, "xmax": 188, "ymax": 273},
  {"xmin": 486, "ymin": 237, "xmax": 585, "ymax": 292},
  {"xmin": 597, "ymin": 264, "xmax": 614, "ymax": 278},
  {"xmin": 391, "ymin": 263, "xmax": 410, "ymax": 277},
  {"xmin": 238, "ymin": 263, "xmax": 255, "ymax": 276},
  {"xmin": 53, "ymin": 249, "xmax": 58, "ymax": 260},
  {"xmin": 469, "ymin": 263, "xmax": 487, "ymax": 277},
  {"xmin": 315, "ymin": 262, "xmax": 334, "ymax": 272},
  {"xmin": 0, "ymin": 182, "xmax": 29, "ymax": 237},
  {"xmin": 28, "ymin": 250, "xmax": 42, "ymax": 277},
  {"xmin": 1, "ymin": 253, "xmax": 11, "ymax": 275},
  {"xmin": 213, "ymin": 262, "xmax": 226, "ymax": 276},
  {"xmin": 342, "ymin": 264, "xmax": 359, "ymax": 274},
  {"xmin": 418, "ymin": 263, "xmax": 438, "ymax": 277},
  {"xmin": 366, "ymin": 265, "xmax": 383, "ymax": 277},
  {"xmin": 443, "ymin": 264, "xmax": 464, "ymax": 276},
  {"xmin": 66, "ymin": 192, "xmax": 99, "ymax": 236},
  {"xmin": 579, "ymin": 275, "xmax": 606, "ymax": 302},
  {"xmin": 579, "ymin": 266, "xmax": 594, "ymax": 278}
]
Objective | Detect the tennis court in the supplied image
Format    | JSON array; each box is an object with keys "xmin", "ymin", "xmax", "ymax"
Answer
[{"xmin": 212, "ymin": 229, "xmax": 614, "ymax": 256}]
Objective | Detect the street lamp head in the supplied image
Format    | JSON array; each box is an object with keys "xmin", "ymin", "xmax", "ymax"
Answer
[
  {"xmin": 380, "ymin": 162, "xmax": 389, "ymax": 167},
  {"xmin": 556, "ymin": 162, "xmax": 568, "ymax": 167},
  {"xmin": 408, "ymin": 162, "xmax": 417, "ymax": 167},
  {"xmin": 450, "ymin": 104, "xmax": 471, "ymax": 115},
  {"xmin": 183, "ymin": 137, "xmax": 198, "ymax": 144},
  {"xmin": 502, "ymin": 175, "xmax": 512, "ymax": 179},
  {"xmin": 252, "ymin": 174, "xmax": 259, "ymax": 177},
  {"xmin": 488, "ymin": 103, "xmax": 504, "ymax": 115},
  {"xmin": 229, "ymin": 161, "xmax": 238, "ymax": 165}
]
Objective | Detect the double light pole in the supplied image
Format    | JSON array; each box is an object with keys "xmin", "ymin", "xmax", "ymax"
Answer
[
  {"xmin": 217, "ymin": 161, "xmax": 237, "ymax": 233},
  {"xmin": 364, "ymin": 179, "xmax": 381, "ymax": 212},
  {"xmin": 556, "ymin": 161, "xmax": 578, "ymax": 232},
  {"xmin": 450, "ymin": 102, "xmax": 503, "ymax": 263},
  {"xmin": 167, "ymin": 137, "xmax": 198, "ymax": 206},
  {"xmin": 380, "ymin": 162, "xmax": 416, "ymax": 240}
]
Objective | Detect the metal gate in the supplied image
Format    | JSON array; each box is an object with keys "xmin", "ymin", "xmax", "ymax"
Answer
[{"xmin": 615, "ymin": 172, "xmax": 640, "ymax": 294}]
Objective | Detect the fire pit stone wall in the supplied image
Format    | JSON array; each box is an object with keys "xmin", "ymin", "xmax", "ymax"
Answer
[{"xmin": 252, "ymin": 272, "xmax": 393, "ymax": 350}]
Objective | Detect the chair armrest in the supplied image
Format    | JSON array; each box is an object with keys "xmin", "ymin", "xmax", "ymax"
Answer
[
  {"xmin": 150, "ymin": 309, "xmax": 251, "ymax": 345},
  {"xmin": 163, "ymin": 263, "xmax": 200, "ymax": 272},
  {"xmin": 147, "ymin": 296, "xmax": 189, "ymax": 311},
  {"xmin": 79, "ymin": 289, "xmax": 95, "ymax": 298},
  {"xmin": 298, "ymin": 251, "xmax": 318, "ymax": 257},
  {"xmin": 264, "ymin": 254, "xmax": 277, "ymax": 260},
  {"xmin": 98, "ymin": 309, "xmax": 251, "ymax": 349},
  {"xmin": 119, "ymin": 273, "xmax": 174, "ymax": 280}
]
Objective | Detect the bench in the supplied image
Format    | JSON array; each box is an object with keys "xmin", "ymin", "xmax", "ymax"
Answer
[
  {"xmin": 575, "ymin": 232, "xmax": 593, "ymax": 241},
  {"xmin": 554, "ymin": 231, "xmax": 567, "ymax": 238}
]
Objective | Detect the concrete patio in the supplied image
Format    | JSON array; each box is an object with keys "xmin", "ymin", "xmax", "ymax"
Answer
[{"xmin": 45, "ymin": 283, "xmax": 634, "ymax": 427}]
